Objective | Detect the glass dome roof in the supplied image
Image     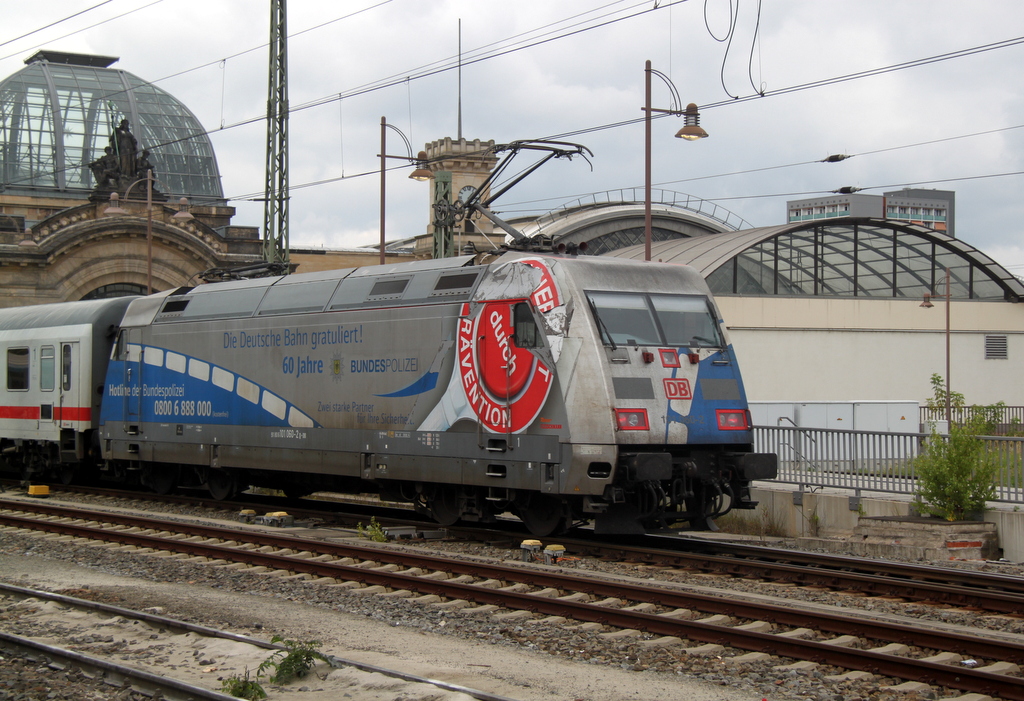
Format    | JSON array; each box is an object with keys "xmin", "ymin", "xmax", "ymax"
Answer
[{"xmin": 0, "ymin": 51, "xmax": 224, "ymax": 203}]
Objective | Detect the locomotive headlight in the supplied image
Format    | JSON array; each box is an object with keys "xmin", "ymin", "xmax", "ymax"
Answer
[
  {"xmin": 615, "ymin": 408, "xmax": 649, "ymax": 431},
  {"xmin": 716, "ymin": 409, "xmax": 750, "ymax": 431}
]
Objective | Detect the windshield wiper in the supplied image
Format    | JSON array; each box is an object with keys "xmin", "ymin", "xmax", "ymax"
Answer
[
  {"xmin": 587, "ymin": 298, "xmax": 617, "ymax": 350},
  {"xmin": 691, "ymin": 335, "xmax": 720, "ymax": 347}
]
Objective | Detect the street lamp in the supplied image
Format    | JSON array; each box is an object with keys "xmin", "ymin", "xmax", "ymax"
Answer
[
  {"xmin": 379, "ymin": 116, "xmax": 432, "ymax": 265},
  {"xmin": 920, "ymin": 266, "xmax": 952, "ymax": 425},
  {"xmin": 103, "ymin": 170, "xmax": 186, "ymax": 295},
  {"xmin": 643, "ymin": 59, "xmax": 708, "ymax": 262}
]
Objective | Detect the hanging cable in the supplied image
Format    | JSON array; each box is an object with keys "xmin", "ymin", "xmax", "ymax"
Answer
[
  {"xmin": 218, "ymin": 59, "xmax": 226, "ymax": 130},
  {"xmin": 746, "ymin": 0, "xmax": 766, "ymax": 96}
]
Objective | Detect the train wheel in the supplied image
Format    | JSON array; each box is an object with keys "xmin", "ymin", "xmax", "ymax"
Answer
[
  {"xmin": 206, "ymin": 469, "xmax": 236, "ymax": 501},
  {"xmin": 517, "ymin": 495, "xmax": 567, "ymax": 537},
  {"xmin": 428, "ymin": 487, "xmax": 461, "ymax": 526}
]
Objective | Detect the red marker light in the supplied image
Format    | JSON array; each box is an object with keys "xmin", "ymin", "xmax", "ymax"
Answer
[
  {"xmin": 716, "ymin": 409, "xmax": 749, "ymax": 431},
  {"xmin": 615, "ymin": 408, "xmax": 650, "ymax": 431}
]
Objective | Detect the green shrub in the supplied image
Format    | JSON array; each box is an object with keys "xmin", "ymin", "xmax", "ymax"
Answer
[{"xmin": 914, "ymin": 417, "xmax": 998, "ymax": 521}]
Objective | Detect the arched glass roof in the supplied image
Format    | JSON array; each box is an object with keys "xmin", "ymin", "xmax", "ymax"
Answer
[
  {"xmin": 0, "ymin": 51, "xmax": 224, "ymax": 203},
  {"xmin": 606, "ymin": 217, "xmax": 1024, "ymax": 303}
]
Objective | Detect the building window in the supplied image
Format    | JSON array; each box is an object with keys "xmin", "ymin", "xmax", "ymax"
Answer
[{"xmin": 985, "ymin": 335, "xmax": 1008, "ymax": 360}]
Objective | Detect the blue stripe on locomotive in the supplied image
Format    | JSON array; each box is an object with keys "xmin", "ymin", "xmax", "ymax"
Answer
[
  {"xmin": 665, "ymin": 344, "xmax": 752, "ymax": 445},
  {"xmin": 99, "ymin": 347, "xmax": 321, "ymax": 428}
]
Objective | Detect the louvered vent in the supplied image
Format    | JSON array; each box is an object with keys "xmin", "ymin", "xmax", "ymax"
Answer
[{"xmin": 985, "ymin": 335, "xmax": 1008, "ymax": 359}]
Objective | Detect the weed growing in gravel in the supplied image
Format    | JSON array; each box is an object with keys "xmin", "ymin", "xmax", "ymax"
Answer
[
  {"xmin": 221, "ymin": 668, "xmax": 266, "ymax": 700},
  {"xmin": 357, "ymin": 516, "xmax": 388, "ymax": 542},
  {"xmin": 258, "ymin": 636, "xmax": 330, "ymax": 683},
  {"xmin": 222, "ymin": 637, "xmax": 330, "ymax": 697}
]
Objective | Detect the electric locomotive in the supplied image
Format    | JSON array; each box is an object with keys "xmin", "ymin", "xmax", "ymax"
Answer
[{"xmin": 91, "ymin": 250, "xmax": 775, "ymax": 534}]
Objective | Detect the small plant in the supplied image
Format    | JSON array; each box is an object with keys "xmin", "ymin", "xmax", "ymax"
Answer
[
  {"xmin": 257, "ymin": 636, "xmax": 330, "ymax": 684},
  {"xmin": 914, "ymin": 417, "xmax": 998, "ymax": 521},
  {"xmin": 925, "ymin": 373, "xmax": 965, "ymax": 416},
  {"xmin": 221, "ymin": 669, "xmax": 266, "ymax": 700},
  {"xmin": 356, "ymin": 516, "xmax": 388, "ymax": 542}
]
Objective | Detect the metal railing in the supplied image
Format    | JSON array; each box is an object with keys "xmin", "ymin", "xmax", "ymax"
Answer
[
  {"xmin": 754, "ymin": 425, "xmax": 1024, "ymax": 503},
  {"xmin": 919, "ymin": 405, "xmax": 1024, "ymax": 429}
]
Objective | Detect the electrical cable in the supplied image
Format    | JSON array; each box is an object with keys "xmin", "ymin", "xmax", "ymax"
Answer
[
  {"xmin": 0, "ymin": 1, "xmax": 165, "ymax": 63},
  {"xmin": 0, "ymin": 0, "xmax": 116, "ymax": 50}
]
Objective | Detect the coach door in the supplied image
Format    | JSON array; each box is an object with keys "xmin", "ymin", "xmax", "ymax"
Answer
[{"xmin": 58, "ymin": 342, "xmax": 80, "ymax": 429}]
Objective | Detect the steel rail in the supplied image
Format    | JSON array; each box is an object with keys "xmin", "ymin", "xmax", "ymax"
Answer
[
  {"xmin": 2, "ymin": 509, "xmax": 1024, "ymax": 699},
  {"xmin": 0, "ymin": 582, "xmax": 522, "ymax": 701},
  {"xmin": 0, "ymin": 630, "xmax": 240, "ymax": 701},
  {"xmin": 13, "ymin": 485, "xmax": 1023, "ymax": 603},
  {"xmin": 6, "ymin": 496, "xmax": 1024, "ymax": 615}
]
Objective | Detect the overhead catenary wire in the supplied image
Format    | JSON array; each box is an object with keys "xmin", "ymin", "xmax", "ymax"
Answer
[{"xmin": 5, "ymin": 2, "xmax": 1024, "ymax": 216}]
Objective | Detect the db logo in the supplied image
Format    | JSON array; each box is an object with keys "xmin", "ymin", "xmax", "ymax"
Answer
[{"xmin": 663, "ymin": 378, "xmax": 692, "ymax": 400}]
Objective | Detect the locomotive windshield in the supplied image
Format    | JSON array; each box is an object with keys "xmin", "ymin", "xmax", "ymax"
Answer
[{"xmin": 586, "ymin": 291, "xmax": 723, "ymax": 348}]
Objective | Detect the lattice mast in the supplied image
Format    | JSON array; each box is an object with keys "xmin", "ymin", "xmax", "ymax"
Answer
[{"xmin": 263, "ymin": 0, "xmax": 289, "ymax": 267}]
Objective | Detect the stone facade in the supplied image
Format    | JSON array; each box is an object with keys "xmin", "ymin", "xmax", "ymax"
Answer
[{"xmin": 0, "ymin": 195, "xmax": 261, "ymax": 306}]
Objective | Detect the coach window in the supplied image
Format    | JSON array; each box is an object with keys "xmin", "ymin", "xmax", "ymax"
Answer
[
  {"xmin": 62, "ymin": 344, "xmax": 73, "ymax": 391},
  {"xmin": 513, "ymin": 302, "xmax": 540, "ymax": 348},
  {"xmin": 40, "ymin": 346, "xmax": 55, "ymax": 391},
  {"xmin": 7, "ymin": 347, "xmax": 29, "ymax": 390}
]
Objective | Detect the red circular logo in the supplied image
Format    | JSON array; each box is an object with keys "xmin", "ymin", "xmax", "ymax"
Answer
[{"xmin": 456, "ymin": 258, "xmax": 560, "ymax": 433}]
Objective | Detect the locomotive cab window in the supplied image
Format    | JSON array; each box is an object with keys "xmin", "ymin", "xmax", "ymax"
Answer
[
  {"xmin": 586, "ymin": 292, "xmax": 660, "ymax": 346},
  {"xmin": 6, "ymin": 347, "xmax": 29, "ymax": 390},
  {"xmin": 512, "ymin": 302, "xmax": 540, "ymax": 348},
  {"xmin": 586, "ymin": 291, "xmax": 723, "ymax": 348},
  {"xmin": 651, "ymin": 295, "xmax": 723, "ymax": 348},
  {"xmin": 40, "ymin": 346, "xmax": 55, "ymax": 391}
]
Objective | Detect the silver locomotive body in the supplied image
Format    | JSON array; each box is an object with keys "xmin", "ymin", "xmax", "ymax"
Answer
[{"xmin": 95, "ymin": 251, "xmax": 774, "ymax": 534}]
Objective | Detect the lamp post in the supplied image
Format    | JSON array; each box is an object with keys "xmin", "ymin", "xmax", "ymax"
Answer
[
  {"xmin": 103, "ymin": 171, "xmax": 188, "ymax": 295},
  {"xmin": 920, "ymin": 266, "xmax": 952, "ymax": 425},
  {"xmin": 643, "ymin": 59, "xmax": 708, "ymax": 262},
  {"xmin": 379, "ymin": 116, "xmax": 432, "ymax": 265}
]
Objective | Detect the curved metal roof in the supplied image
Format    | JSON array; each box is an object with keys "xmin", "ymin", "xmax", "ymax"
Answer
[
  {"xmin": 0, "ymin": 51, "xmax": 224, "ymax": 203},
  {"xmin": 605, "ymin": 217, "xmax": 1024, "ymax": 303}
]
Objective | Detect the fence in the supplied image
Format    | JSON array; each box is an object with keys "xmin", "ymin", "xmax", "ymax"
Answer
[
  {"xmin": 919, "ymin": 404, "xmax": 1024, "ymax": 429},
  {"xmin": 754, "ymin": 425, "xmax": 1024, "ymax": 503}
]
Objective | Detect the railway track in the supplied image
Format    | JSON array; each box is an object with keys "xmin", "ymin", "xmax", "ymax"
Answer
[
  {"xmin": 0, "ymin": 581, "xmax": 520, "ymax": 701},
  {"xmin": 1, "ymin": 496, "xmax": 1023, "ymax": 700},
  {"xmin": 8, "ymin": 482, "xmax": 1024, "ymax": 613},
  {"xmin": 14, "ymin": 483, "xmax": 1024, "ymax": 615}
]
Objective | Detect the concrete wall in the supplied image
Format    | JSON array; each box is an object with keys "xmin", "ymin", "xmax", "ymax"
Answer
[
  {"xmin": 742, "ymin": 486, "xmax": 1024, "ymax": 562},
  {"xmin": 716, "ymin": 296, "xmax": 1024, "ymax": 406}
]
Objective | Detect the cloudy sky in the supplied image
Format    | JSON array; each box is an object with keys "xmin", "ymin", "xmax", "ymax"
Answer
[{"xmin": 5, "ymin": 0, "xmax": 1024, "ymax": 273}]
